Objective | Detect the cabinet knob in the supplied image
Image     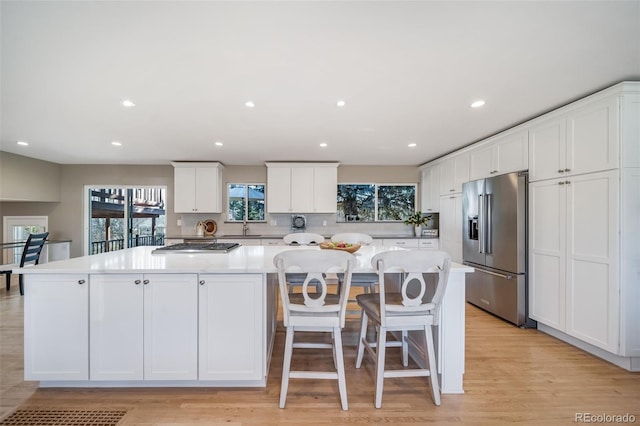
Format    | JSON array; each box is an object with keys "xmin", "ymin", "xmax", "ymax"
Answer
[
  {"xmin": 143, "ymin": 279, "xmax": 150, "ymax": 285},
  {"xmin": 564, "ymin": 168, "xmax": 571, "ymax": 172},
  {"xmin": 134, "ymin": 279, "xmax": 141, "ymax": 285},
  {"xmin": 558, "ymin": 169, "xmax": 565, "ymax": 173},
  {"xmin": 558, "ymin": 181, "xmax": 565, "ymax": 185},
  {"xmin": 78, "ymin": 279, "xmax": 85, "ymax": 285},
  {"xmin": 565, "ymin": 180, "xmax": 571, "ymax": 185},
  {"xmin": 199, "ymin": 280, "xmax": 205, "ymax": 285},
  {"xmin": 449, "ymin": 189, "xmax": 455, "ymax": 192}
]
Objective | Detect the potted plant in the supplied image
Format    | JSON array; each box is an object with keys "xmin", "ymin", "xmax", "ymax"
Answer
[{"xmin": 404, "ymin": 211, "xmax": 430, "ymax": 236}]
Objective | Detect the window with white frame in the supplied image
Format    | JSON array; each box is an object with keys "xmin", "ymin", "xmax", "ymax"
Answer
[
  {"xmin": 336, "ymin": 184, "xmax": 416, "ymax": 222},
  {"xmin": 227, "ymin": 184, "xmax": 266, "ymax": 222}
]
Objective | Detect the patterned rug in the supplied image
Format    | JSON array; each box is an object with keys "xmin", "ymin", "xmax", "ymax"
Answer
[{"xmin": 0, "ymin": 409, "xmax": 127, "ymax": 425}]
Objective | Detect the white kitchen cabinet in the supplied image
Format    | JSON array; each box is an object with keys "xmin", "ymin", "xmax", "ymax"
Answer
[
  {"xmin": 41, "ymin": 241, "xmax": 71, "ymax": 263},
  {"xmin": 529, "ymin": 117, "xmax": 566, "ymax": 183},
  {"xmin": 529, "ymin": 97, "xmax": 618, "ymax": 182},
  {"xmin": 468, "ymin": 130, "xmax": 528, "ymax": 180},
  {"xmin": 439, "ymin": 194, "xmax": 463, "ymax": 263},
  {"xmin": 529, "ymin": 171, "xmax": 619, "ymax": 353},
  {"xmin": 144, "ymin": 274, "xmax": 198, "ymax": 380},
  {"xmin": 266, "ymin": 162, "xmax": 338, "ymax": 213},
  {"xmin": 311, "ymin": 165, "xmax": 339, "ymax": 212},
  {"xmin": 89, "ymin": 274, "xmax": 198, "ymax": 381},
  {"xmin": 216, "ymin": 238, "xmax": 262, "ymax": 246},
  {"xmin": 439, "ymin": 153, "xmax": 469, "ymax": 195},
  {"xmin": 24, "ymin": 274, "xmax": 89, "ymax": 381},
  {"xmin": 382, "ymin": 238, "xmax": 419, "ymax": 249},
  {"xmin": 198, "ymin": 274, "xmax": 264, "ymax": 381},
  {"xmin": 528, "ymin": 178, "xmax": 565, "ymax": 330},
  {"xmin": 420, "ymin": 163, "xmax": 440, "ymax": 213},
  {"xmin": 261, "ymin": 238, "xmax": 285, "ymax": 246},
  {"xmin": 90, "ymin": 274, "xmax": 144, "ymax": 380},
  {"xmin": 172, "ymin": 162, "xmax": 224, "ymax": 213},
  {"xmin": 419, "ymin": 239, "xmax": 439, "ymax": 251}
]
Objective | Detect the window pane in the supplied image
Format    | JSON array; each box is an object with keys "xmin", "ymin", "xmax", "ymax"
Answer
[
  {"xmin": 337, "ymin": 184, "xmax": 375, "ymax": 222},
  {"xmin": 247, "ymin": 185, "xmax": 265, "ymax": 221},
  {"xmin": 377, "ymin": 185, "xmax": 416, "ymax": 221},
  {"xmin": 228, "ymin": 184, "xmax": 265, "ymax": 222},
  {"xmin": 227, "ymin": 184, "xmax": 246, "ymax": 221}
]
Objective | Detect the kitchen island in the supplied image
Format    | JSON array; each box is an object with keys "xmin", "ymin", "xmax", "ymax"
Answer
[{"xmin": 17, "ymin": 245, "xmax": 472, "ymax": 393}]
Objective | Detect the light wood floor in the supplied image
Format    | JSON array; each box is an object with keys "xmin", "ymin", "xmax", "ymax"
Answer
[{"xmin": 1, "ymin": 279, "xmax": 639, "ymax": 425}]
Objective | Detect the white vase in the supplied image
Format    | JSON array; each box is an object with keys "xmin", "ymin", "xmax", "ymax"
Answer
[{"xmin": 413, "ymin": 225, "xmax": 422, "ymax": 237}]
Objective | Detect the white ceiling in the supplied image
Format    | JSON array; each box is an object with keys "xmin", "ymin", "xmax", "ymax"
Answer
[{"xmin": 1, "ymin": 1, "xmax": 639, "ymax": 166}]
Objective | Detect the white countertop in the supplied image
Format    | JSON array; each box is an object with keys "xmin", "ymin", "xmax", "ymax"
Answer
[{"xmin": 16, "ymin": 245, "xmax": 472, "ymax": 275}]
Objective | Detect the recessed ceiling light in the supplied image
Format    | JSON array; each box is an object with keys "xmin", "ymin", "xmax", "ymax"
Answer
[
  {"xmin": 214, "ymin": 141, "xmax": 224, "ymax": 146},
  {"xmin": 17, "ymin": 141, "xmax": 29, "ymax": 146},
  {"xmin": 111, "ymin": 141, "xmax": 122, "ymax": 147},
  {"xmin": 336, "ymin": 100, "xmax": 346, "ymax": 107},
  {"xmin": 121, "ymin": 99, "xmax": 136, "ymax": 108},
  {"xmin": 408, "ymin": 143, "xmax": 417, "ymax": 148},
  {"xmin": 319, "ymin": 143, "xmax": 328, "ymax": 148},
  {"xmin": 245, "ymin": 101, "xmax": 255, "ymax": 108},
  {"xmin": 470, "ymin": 100, "xmax": 485, "ymax": 108}
]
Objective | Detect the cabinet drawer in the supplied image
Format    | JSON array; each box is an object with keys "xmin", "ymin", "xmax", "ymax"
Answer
[
  {"xmin": 383, "ymin": 239, "xmax": 419, "ymax": 248},
  {"xmin": 419, "ymin": 239, "xmax": 439, "ymax": 250},
  {"xmin": 217, "ymin": 238, "xmax": 261, "ymax": 246}
]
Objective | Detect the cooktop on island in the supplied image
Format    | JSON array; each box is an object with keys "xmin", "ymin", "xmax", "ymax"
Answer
[{"xmin": 152, "ymin": 242, "xmax": 241, "ymax": 254}]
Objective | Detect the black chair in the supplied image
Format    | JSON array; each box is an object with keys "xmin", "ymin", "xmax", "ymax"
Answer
[{"xmin": 0, "ymin": 232, "xmax": 49, "ymax": 296}]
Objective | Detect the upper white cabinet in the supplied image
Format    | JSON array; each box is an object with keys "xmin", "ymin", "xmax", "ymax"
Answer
[
  {"xmin": 529, "ymin": 97, "xmax": 619, "ymax": 182},
  {"xmin": 172, "ymin": 162, "xmax": 224, "ymax": 213},
  {"xmin": 266, "ymin": 162, "xmax": 338, "ymax": 213},
  {"xmin": 24, "ymin": 274, "xmax": 89, "ymax": 381},
  {"xmin": 468, "ymin": 131, "xmax": 528, "ymax": 181},
  {"xmin": 439, "ymin": 153, "xmax": 469, "ymax": 195},
  {"xmin": 420, "ymin": 163, "xmax": 440, "ymax": 213}
]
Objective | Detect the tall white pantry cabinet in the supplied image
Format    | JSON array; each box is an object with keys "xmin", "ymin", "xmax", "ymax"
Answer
[{"xmin": 528, "ymin": 84, "xmax": 639, "ymax": 370}]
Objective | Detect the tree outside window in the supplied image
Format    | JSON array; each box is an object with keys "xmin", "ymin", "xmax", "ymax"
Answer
[
  {"xmin": 337, "ymin": 184, "xmax": 415, "ymax": 222},
  {"xmin": 227, "ymin": 184, "xmax": 265, "ymax": 222}
]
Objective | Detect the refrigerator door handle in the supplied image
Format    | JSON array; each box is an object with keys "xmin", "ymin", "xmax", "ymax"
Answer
[
  {"xmin": 478, "ymin": 194, "xmax": 484, "ymax": 253},
  {"xmin": 463, "ymin": 263, "xmax": 514, "ymax": 280},
  {"xmin": 486, "ymin": 193, "xmax": 492, "ymax": 254}
]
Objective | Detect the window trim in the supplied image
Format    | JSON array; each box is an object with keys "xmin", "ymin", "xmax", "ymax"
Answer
[
  {"xmin": 337, "ymin": 182, "xmax": 417, "ymax": 223},
  {"xmin": 226, "ymin": 183, "xmax": 267, "ymax": 223}
]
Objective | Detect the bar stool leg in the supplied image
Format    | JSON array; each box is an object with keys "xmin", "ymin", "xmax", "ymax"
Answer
[
  {"xmin": 355, "ymin": 311, "xmax": 368, "ymax": 368},
  {"xmin": 279, "ymin": 327, "xmax": 295, "ymax": 408},
  {"xmin": 333, "ymin": 327, "xmax": 348, "ymax": 411},
  {"xmin": 374, "ymin": 326, "xmax": 387, "ymax": 409},
  {"xmin": 425, "ymin": 324, "xmax": 441, "ymax": 406}
]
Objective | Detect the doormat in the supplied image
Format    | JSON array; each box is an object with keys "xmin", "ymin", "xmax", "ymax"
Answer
[{"xmin": 0, "ymin": 409, "xmax": 127, "ymax": 425}]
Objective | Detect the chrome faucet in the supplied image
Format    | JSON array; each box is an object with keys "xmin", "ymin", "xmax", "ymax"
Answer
[{"xmin": 242, "ymin": 220, "xmax": 249, "ymax": 236}]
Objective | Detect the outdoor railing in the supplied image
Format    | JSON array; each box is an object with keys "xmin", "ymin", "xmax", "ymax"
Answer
[{"xmin": 91, "ymin": 235, "xmax": 165, "ymax": 255}]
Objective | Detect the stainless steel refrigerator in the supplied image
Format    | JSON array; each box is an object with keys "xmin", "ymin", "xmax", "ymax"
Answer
[{"xmin": 462, "ymin": 171, "xmax": 535, "ymax": 327}]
